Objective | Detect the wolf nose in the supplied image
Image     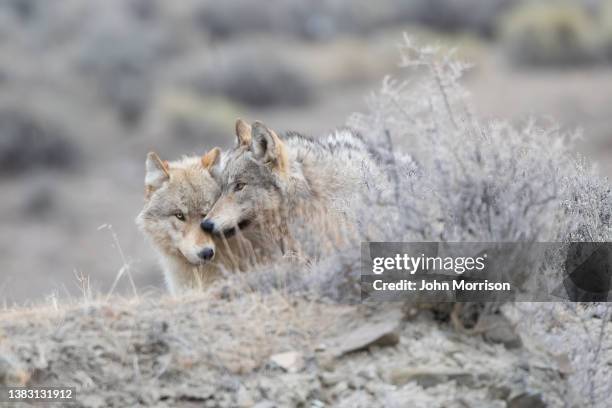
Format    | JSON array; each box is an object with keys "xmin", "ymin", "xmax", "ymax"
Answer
[
  {"xmin": 198, "ymin": 247, "xmax": 214, "ymax": 261},
  {"xmin": 200, "ymin": 220, "xmax": 215, "ymax": 233}
]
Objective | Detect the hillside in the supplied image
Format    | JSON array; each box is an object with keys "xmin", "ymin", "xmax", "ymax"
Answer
[{"xmin": 0, "ymin": 288, "xmax": 589, "ymax": 407}]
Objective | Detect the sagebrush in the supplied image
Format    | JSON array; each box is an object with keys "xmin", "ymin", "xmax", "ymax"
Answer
[{"xmin": 225, "ymin": 34, "xmax": 612, "ymax": 406}]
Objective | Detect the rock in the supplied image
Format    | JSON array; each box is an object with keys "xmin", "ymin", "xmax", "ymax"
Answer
[
  {"xmin": 389, "ymin": 367, "xmax": 474, "ymax": 388},
  {"xmin": 256, "ymin": 376, "xmax": 276, "ymax": 399},
  {"xmin": 328, "ymin": 319, "xmax": 401, "ymax": 357},
  {"xmin": 357, "ymin": 368, "xmax": 377, "ymax": 381},
  {"xmin": 253, "ymin": 401, "xmax": 277, "ymax": 408},
  {"xmin": 319, "ymin": 371, "xmax": 344, "ymax": 387},
  {"xmin": 488, "ymin": 385, "xmax": 512, "ymax": 401},
  {"xmin": 310, "ymin": 400, "xmax": 325, "ymax": 408},
  {"xmin": 317, "ymin": 353, "xmax": 336, "ymax": 371},
  {"xmin": 331, "ymin": 381, "xmax": 349, "ymax": 398},
  {"xmin": 348, "ymin": 376, "xmax": 365, "ymax": 390},
  {"xmin": 480, "ymin": 314, "xmax": 523, "ymax": 349},
  {"xmin": 175, "ymin": 386, "xmax": 215, "ymax": 402},
  {"xmin": 79, "ymin": 395, "xmax": 107, "ymax": 408},
  {"xmin": 552, "ymin": 353, "xmax": 572, "ymax": 376},
  {"xmin": 205, "ymin": 400, "xmax": 219, "ymax": 408},
  {"xmin": 0, "ymin": 355, "xmax": 28, "ymax": 386},
  {"xmin": 224, "ymin": 357, "xmax": 258, "ymax": 374},
  {"xmin": 364, "ymin": 382, "xmax": 380, "ymax": 395},
  {"xmin": 269, "ymin": 351, "xmax": 304, "ymax": 373},
  {"xmin": 507, "ymin": 392, "xmax": 546, "ymax": 408},
  {"xmin": 0, "ymin": 356, "xmax": 11, "ymax": 385},
  {"xmin": 236, "ymin": 385, "xmax": 254, "ymax": 407},
  {"xmin": 314, "ymin": 343, "xmax": 327, "ymax": 352}
]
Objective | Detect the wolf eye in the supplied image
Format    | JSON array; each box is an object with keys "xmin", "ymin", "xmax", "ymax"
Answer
[
  {"xmin": 174, "ymin": 211, "xmax": 185, "ymax": 221},
  {"xmin": 234, "ymin": 182, "xmax": 246, "ymax": 192}
]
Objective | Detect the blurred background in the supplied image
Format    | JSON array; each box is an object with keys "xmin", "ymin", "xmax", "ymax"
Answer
[{"xmin": 1, "ymin": 0, "xmax": 612, "ymax": 304}]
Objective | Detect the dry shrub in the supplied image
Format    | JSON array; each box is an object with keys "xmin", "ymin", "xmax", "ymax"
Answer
[
  {"xmin": 0, "ymin": 108, "xmax": 79, "ymax": 176},
  {"xmin": 351, "ymin": 35, "xmax": 610, "ymax": 244},
  {"xmin": 215, "ymin": 40, "xmax": 611, "ymax": 408},
  {"xmin": 218, "ymin": 35, "xmax": 612, "ymax": 406},
  {"xmin": 600, "ymin": 0, "xmax": 612, "ymax": 58},
  {"xmin": 347, "ymin": 36, "xmax": 610, "ymax": 406},
  {"xmin": 191, "ymin": 47, "xmax": 314, "ymax": 108},
  {"xmin": 401, "ymin": 0, "xmax": 516, "ymax": 37},
  {"xmin": 222, "ymin": 35, "xmax": 611, "ymax": 305},
  {"xmin": 499, "ymin": 1, "xmax": 600, "ymax": 66},
  {"xmin": 193, "ymin": 0, "xmax": 517, "ymax": 40},
  {"xmin": 513, "ymin": 303, "xmax": 612, "ymax": 407}
]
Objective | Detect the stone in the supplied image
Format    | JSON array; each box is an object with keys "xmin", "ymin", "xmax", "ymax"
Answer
[
  {"xmin": 389, "ymin": 367, "xmax": 474, "ymax": 389},
  {"xmin": 236, "ymin": 386, "xmax": 254, "ymax": 407},
  {"xmin": 348, "ymin": 375, "xmax": 365, "ymax": 389},
  {"xmin": 319, "ymin": 371, "xmax": 344, "ymax": 387},
  {"xmin": 79, "ymin": 395, "xmax": 107, "ymax": 408},
  {"xmin": 269, "ymin": 351, "xmax": 304, "ymax": 373},
  {"xmin": 0, "ymin": 355, "xmax": 28, "ymax": 386},
  {"xmin": 488, "ymin": 385, "xmax": 512, "ymax": 401},
  {"xmin": 331, "ymin": 381, "xmax": 349, "ymax": 397},
  {"xmin": 329, "ymin": 319, "xmax": 401, "ymax": 357},
  {"xmin": 252, "ymin": 401, "xmax": 277, "ymax": 408},
  {"xmin": 507, "ymin": 392, "xmax": 546, "ymax": 408},
  {"xmin": 552, "ymin": 353, "xmax": 572, "ymax": 375},
  {"xmin": 480, "ymin": 314, "xmax": 523, "ymax": 349}
]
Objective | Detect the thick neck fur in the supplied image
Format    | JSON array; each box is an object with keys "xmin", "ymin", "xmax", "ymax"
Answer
[
  {"xmin": 256, "ymin": 129, "xmax": 376, "ymax": 254},
  {"xmin": 281, "ymin": 129, "xmax": 374, "ymax": 214}
]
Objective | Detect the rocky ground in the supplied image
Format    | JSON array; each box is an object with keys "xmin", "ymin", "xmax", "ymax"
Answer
[{"xmin": 0, "ymin": 284, "xmax": 591, "ymax": 407}]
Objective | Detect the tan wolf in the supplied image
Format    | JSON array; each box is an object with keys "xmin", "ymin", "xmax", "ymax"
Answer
[
  {"xmin": 201, "ymin": 119, "xmax": 386, "ymax": 258},
  {"xmin": 136, "ymin": 148, "xmax": 237, "ymax": 294}
]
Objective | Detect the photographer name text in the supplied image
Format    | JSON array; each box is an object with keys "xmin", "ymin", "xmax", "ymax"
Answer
[{"xmin": 372, "ymin": 278, "xmax": 511, "ymax": 291}]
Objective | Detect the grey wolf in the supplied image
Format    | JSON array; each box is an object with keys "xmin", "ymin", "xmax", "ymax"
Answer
[
  {"xmin": 201, "ymin": 119, "xmax": 385, "ymax": 258},
  {"xmin": 136, "ymin": 148, "xmax": 236, "ymax": 294}
]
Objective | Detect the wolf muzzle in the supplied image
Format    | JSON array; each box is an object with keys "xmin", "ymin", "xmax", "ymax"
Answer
[
  {"xmin": 200, "ymin": 219, "xmax": 215, "ymax": 233},
  {"xmin": 200, "ymin": 219, "xmax": 251, "ymax": 238},
  {"xmin": 197, "ymin": 247, "xmax": 214, "ymax": 261}
]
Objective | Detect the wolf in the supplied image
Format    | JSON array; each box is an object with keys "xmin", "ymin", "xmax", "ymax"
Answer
[
  {"xmin": 201, "ymin": 119, "xmax": 386, "ymax": 259},
  {"xmin": 136, "ymin": 148, "xmax": 239, "ymax": 294}
]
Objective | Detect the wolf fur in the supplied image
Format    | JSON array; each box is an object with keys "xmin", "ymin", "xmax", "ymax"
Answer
[
  {"xmin": 136, "ymin": 148, "xmax": 240, "ymax": 294},
  {"xmin": 202, "ymin": 119, "xmax": 386, "ymax": 259}
]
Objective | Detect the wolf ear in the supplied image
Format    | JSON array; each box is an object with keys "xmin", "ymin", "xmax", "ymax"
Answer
[
  {"xmin": 145, "ymin": 152, "xmax": 170, "ymax": 195},
  {"xmin": 201, "ymin": 147, "xmax": 221, "ymax": 171},
  {"xmin": 235, "ymin": 118, "xmax": 252, "ymax": 147},
  {"xmin": 251, "ymin": 121, "xmax": 288, "ymax": 173}
]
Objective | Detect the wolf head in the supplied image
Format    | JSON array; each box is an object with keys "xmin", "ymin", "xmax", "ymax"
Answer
[
  {"xmin": 136, "ymin": 148, "xmax": 222, "ymax": 265},
  {"xmin": 201, "ymin": 119, "xmax": 289, "ymax": 237}
]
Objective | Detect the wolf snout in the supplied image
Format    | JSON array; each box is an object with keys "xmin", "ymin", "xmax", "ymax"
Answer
[
  {"xmin": 198, "ymin": 247, "xmax": 215, "ymax": 261},
  {"xmin": 200, "ymin": 219, "xmax": 215, "ymax": 233}
]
